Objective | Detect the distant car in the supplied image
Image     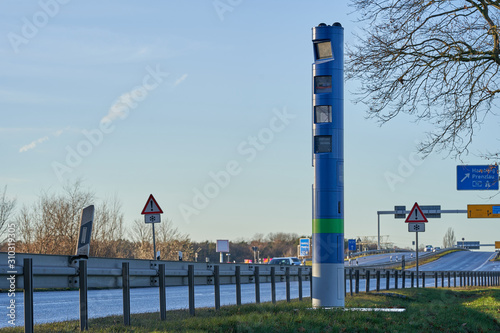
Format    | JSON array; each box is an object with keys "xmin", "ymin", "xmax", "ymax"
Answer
[
  {"xmin": 269, "ymin": 257, "xmax": 302, "ymax": 265},
  {"xmin": 424, "ymin": 245, "xmax": 433, "ymax": 252},
  {"xmin": 434, "ymin": 247, "xmax": 441, "ymax": 251}
]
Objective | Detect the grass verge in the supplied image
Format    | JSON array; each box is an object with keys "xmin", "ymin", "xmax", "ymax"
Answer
[{"xmin": 2, "ymin": 287, "xmax": 499, "ymax": 332}]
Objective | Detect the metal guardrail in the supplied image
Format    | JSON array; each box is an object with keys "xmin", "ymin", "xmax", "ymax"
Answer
[
  {"xmin": 0, "ymin": 253, "xmax": 309, "ymax": 290},
  {"xmin": 345, "ymin": 268, "xmax": 500, "ymax": 295},
  {"xmin": 0, "ymin": 253, "xmax": 311, "ymax": 332},
  {"xmin": 2, "ymin": 252, "xmax": 499, "ymax": 332}
]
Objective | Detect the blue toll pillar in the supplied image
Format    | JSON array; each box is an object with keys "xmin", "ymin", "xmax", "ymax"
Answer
[{"xmin": 311, "ymin": 22, "xmax": 344, "ymax": 308}]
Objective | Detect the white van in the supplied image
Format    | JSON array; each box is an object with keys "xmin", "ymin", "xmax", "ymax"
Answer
[{"xmin": 269, "ymin": 257, "xmax": 302, "ymax": 265}]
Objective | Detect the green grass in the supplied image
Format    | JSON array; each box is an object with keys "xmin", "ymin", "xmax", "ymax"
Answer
[{"xmin": 2, "ymin": 287, "xmax": 500, "ymax": 332}]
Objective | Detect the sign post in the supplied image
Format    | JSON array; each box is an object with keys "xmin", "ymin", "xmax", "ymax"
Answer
[
  {"xmin": 216, "ymin": 240, "xmax": 229, "ymax": 263},
  {"xmin": 141, "ymin": 194, "xmax": 164, "ymax": 260},
  {"xmin": 406, "ymin": 203, "xmax": 428, "ymax": 288},
  {"xmin": 299, "ymin": 238, "xmax": 311, "ymax": 257},
  {"xmin": 467, "ymin": 204, "xmax": 500, "ymax": 218},
  {"xmin": 457, "ymin": 165, "xmax": 499, "ymax": 190}
]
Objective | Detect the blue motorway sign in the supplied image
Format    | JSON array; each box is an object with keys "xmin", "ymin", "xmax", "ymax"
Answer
[
  {"xmin": 457, "ymin": 165, "xmax": 499, "ymax": 190},
  {"xmin": 299, "ymin": 238, "xmax": 310, "ymax": 257},
  {"xmin": 348, "ymin": 239, "xmax": 356, "ymax": 251}
]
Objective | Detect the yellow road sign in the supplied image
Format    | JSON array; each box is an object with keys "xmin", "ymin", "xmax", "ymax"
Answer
[
  {"xmin": 496, "ymin": 241, "xmax": 500, "ymax": 249},
  {"xmin": 467, "ymin": 204, "xmax": 500, "ymax": 218}
]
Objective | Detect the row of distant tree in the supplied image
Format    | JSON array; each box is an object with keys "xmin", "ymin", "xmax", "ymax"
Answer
[
  {"xmin": 0, "ymin": 182, "xmax": 309, "ymax": 262},
  {"xmin": 0, "ymin": 181, "xmax": 457, "ymax": 262}
]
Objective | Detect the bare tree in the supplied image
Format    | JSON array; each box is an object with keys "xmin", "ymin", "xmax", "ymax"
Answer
[
  {"xmin": 91, "ymin": 194, "xmax": 125, "ymax": 258},
  {"xmin": 130, "ymin": 218, "xmax": 192, "ymax": 260},
  {"xmin": 0, "ymin": 186, "xmax": 16, "ymax": 242},
  {"xmin": 16, "ymin": 180, "xmax": 94, "ymax": 255},
  {"xmin": 443, "ymin": 227, "xmax": 456, "ymax": 248},
  {"xmin": 347, "ymin": 0, "xmax": 500, "ymax": 157}
]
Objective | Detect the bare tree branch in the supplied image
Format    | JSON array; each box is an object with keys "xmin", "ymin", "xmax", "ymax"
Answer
[{"xmin": 348, "ymin": 0, "xmax": 500, "ymax": 157}]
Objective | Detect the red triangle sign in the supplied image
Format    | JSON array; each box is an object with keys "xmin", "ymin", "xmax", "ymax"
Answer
[
  {"xmin": 405, "ymin": 202, "xmax": 428, "ymax": 223},
  {"xmin": 141, "ymin": 194, "xmax": 163, "ymax": 215}
]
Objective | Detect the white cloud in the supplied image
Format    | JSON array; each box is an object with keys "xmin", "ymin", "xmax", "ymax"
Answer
[
  {"xmin": 18, "ymin": 127, "xmax": 72, "ymax": 153},
  {"xmin": 100, "ymin": 88, "xmax": 143, "ymax": 123},
  {"xmin": 19, "ymin": 136, "xmax": 49, "ymax": 153},
  {"xmin": 174, "ymin": 74, "xmax": 188, "ymax": 86}
]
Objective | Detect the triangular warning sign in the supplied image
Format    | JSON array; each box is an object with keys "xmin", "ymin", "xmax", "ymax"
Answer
[
  {"xmin": 405, "ymin": 202, "xmax": 428, "ymax": 223},
  {"xmin": 141, "ymin": 194, "xmax": 163, "ymax": 215}
]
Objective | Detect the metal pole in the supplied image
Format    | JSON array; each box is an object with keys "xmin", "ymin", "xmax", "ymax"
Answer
[
  {"xmin": 298, "ymin": 267, "xmax": 303, "ymax": 301},
  {"xmin": 271, "ymin": 266, "xmax": 276, "ymax": 304},
  {"xmin": 188, "ymin": 265, "xmax": 195, "ymax": 316},
  {"xmin": 416, "ymin": 231, "xmax": 419, "ymax": 288},
  {"xmin": 377, "ymin": 213, "xmax": 381, "ymax": 250},
  {"xmin": 152, "ymin": 223, "xmax": 157, "ymax": 260},
  {"xmin": 122, "ymin": 262, "xmax": 131, "ymax": 326},
  {"xmin": 159, "ymin": 264, "xmax": 166, "ymax": 320},
  {"xmin": 286, "ymin": 267, "xmax": 291, "ymax": 302},
  {"xmin": 235, "ymin": 266, "xmax": 241, "ymax": 305},
  {"xmin": 23, "ymin": 258, "xmax": 34, "ymax": 333},
  {"xmin": 254, "ymin": 266, "xmax": 260, "ymax": 304},
  {"xmin": 214, "ymin": 265, "xmax": 220, "ymax": 311},
  {"xmin": 79, "ymin": 260, "xmax": 88, "ymax": 331}
]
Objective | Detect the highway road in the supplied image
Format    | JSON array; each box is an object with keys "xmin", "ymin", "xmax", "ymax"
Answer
[
  {"xmin": 3, "ymin": 251, "xmax": 498, "ymax": 328},
  {"xmin": 346, "ymin": 251, "xmax": 431, "ymax": 267},
  {"xmin": 0, "ymin": 281, "xmax": 309, "ymax": 328},
  {"xmin": 413, "ymin": 251, "xmax": 499, "ymax": 272}
]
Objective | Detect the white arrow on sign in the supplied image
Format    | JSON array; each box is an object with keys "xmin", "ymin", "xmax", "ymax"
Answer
[{"xmin": 461, "ymin": 173, "xmax": 470, "ymax": 182}]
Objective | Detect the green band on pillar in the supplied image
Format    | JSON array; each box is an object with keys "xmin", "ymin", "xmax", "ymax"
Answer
[{"xmin": 313, "ymin": 219, "xmax": 344, "ymax": 234}]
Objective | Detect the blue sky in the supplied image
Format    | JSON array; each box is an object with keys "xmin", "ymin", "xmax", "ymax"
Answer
[{"xmin": 1, "ymin": 1, "xmax": 499, "ymax": 249}]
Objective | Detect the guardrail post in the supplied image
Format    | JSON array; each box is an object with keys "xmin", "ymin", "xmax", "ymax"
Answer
[
  {"xmin": 344, "ymin": 268, "xmax": 347, "ymax": 297},
  {"xmin": 122, "ymin": 262, "xmax": 131, "ymax": 326},
  {"xmin": 254, "ymin": 266, "xmax": 260, "ymax": 304},
  {"xmin": 286, "ymin": 267, "xmax": 290, "ymax": 302},
  {"xmin": 376, "ymin": 270, "xmax": 380, "ymax": 292},
  {"xmin": 365, "ymin": 270, "xmax": 370, "ymax": 292},
  {"xmin": 385, "ymin": 270, "xmax": 390, "ymax": 290},
  {"xmin": 402, "ymin": 270, "xmax": 406, "ymax": 289},
  {"xmin": 271, "ymin": 266, "xmax": 276, "ymax": 304},
  {"xmin": 235, "ymin": 266, "xmax": 241, "ymax": 305},
  {"xmin": 349, "ymin": 269, "xmax": 353, "ymax": 296},
  {"xmin": 214, "ymin": 265, "xmax": 220, "ymax": 311},
  {"xmin": 453, "ymin": 272, "xmax": 456, "ymax": 288},
  {"xmin": 394, "ymin": 270, "xmax": 398, "ymax": 290},
  {"xmin": 441, "ymin": 272, "xmax": 444, "ymax": 288},
  {"xmin": 411, "ymin": 271, "xmax": 414, "ymax": 288},
  {"xmin": 79, "ymin": 260, "xmax": 88, "ymax": 331},
  {"xmin": 422, "ymin": 272, "xmax": 425, "ymax": 288},
  {"xmin": 355, "ymin": 270, "xmax": 360, "ymax": 294},
  {"xmin": 309, "ymin": 269, "xmax": 312, "ymax": 295},
  {"xmin": 158, "ymin": 263, "xmax": 166, "ymax": 320},
  {"xmin": 447, "ymin": 272, "xmax": 450, "ymax": 287},
  {"xmin": 434, "ymin": 272, "xmax": 438, "ymax": 288},
  {"xmin": 298, "ymin": 267, "xmax": 303, "ymax": 301},
  {"xmin": 460, "ymin": 272, "xmax": 463, "ymax": 287},
  {"xmin": 188, "ymin": 265, "xmax": 195, "ymax": 316},
  {"xmin": 23, "ymin": 258, "xmax": 34, "ymax": 333}
]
